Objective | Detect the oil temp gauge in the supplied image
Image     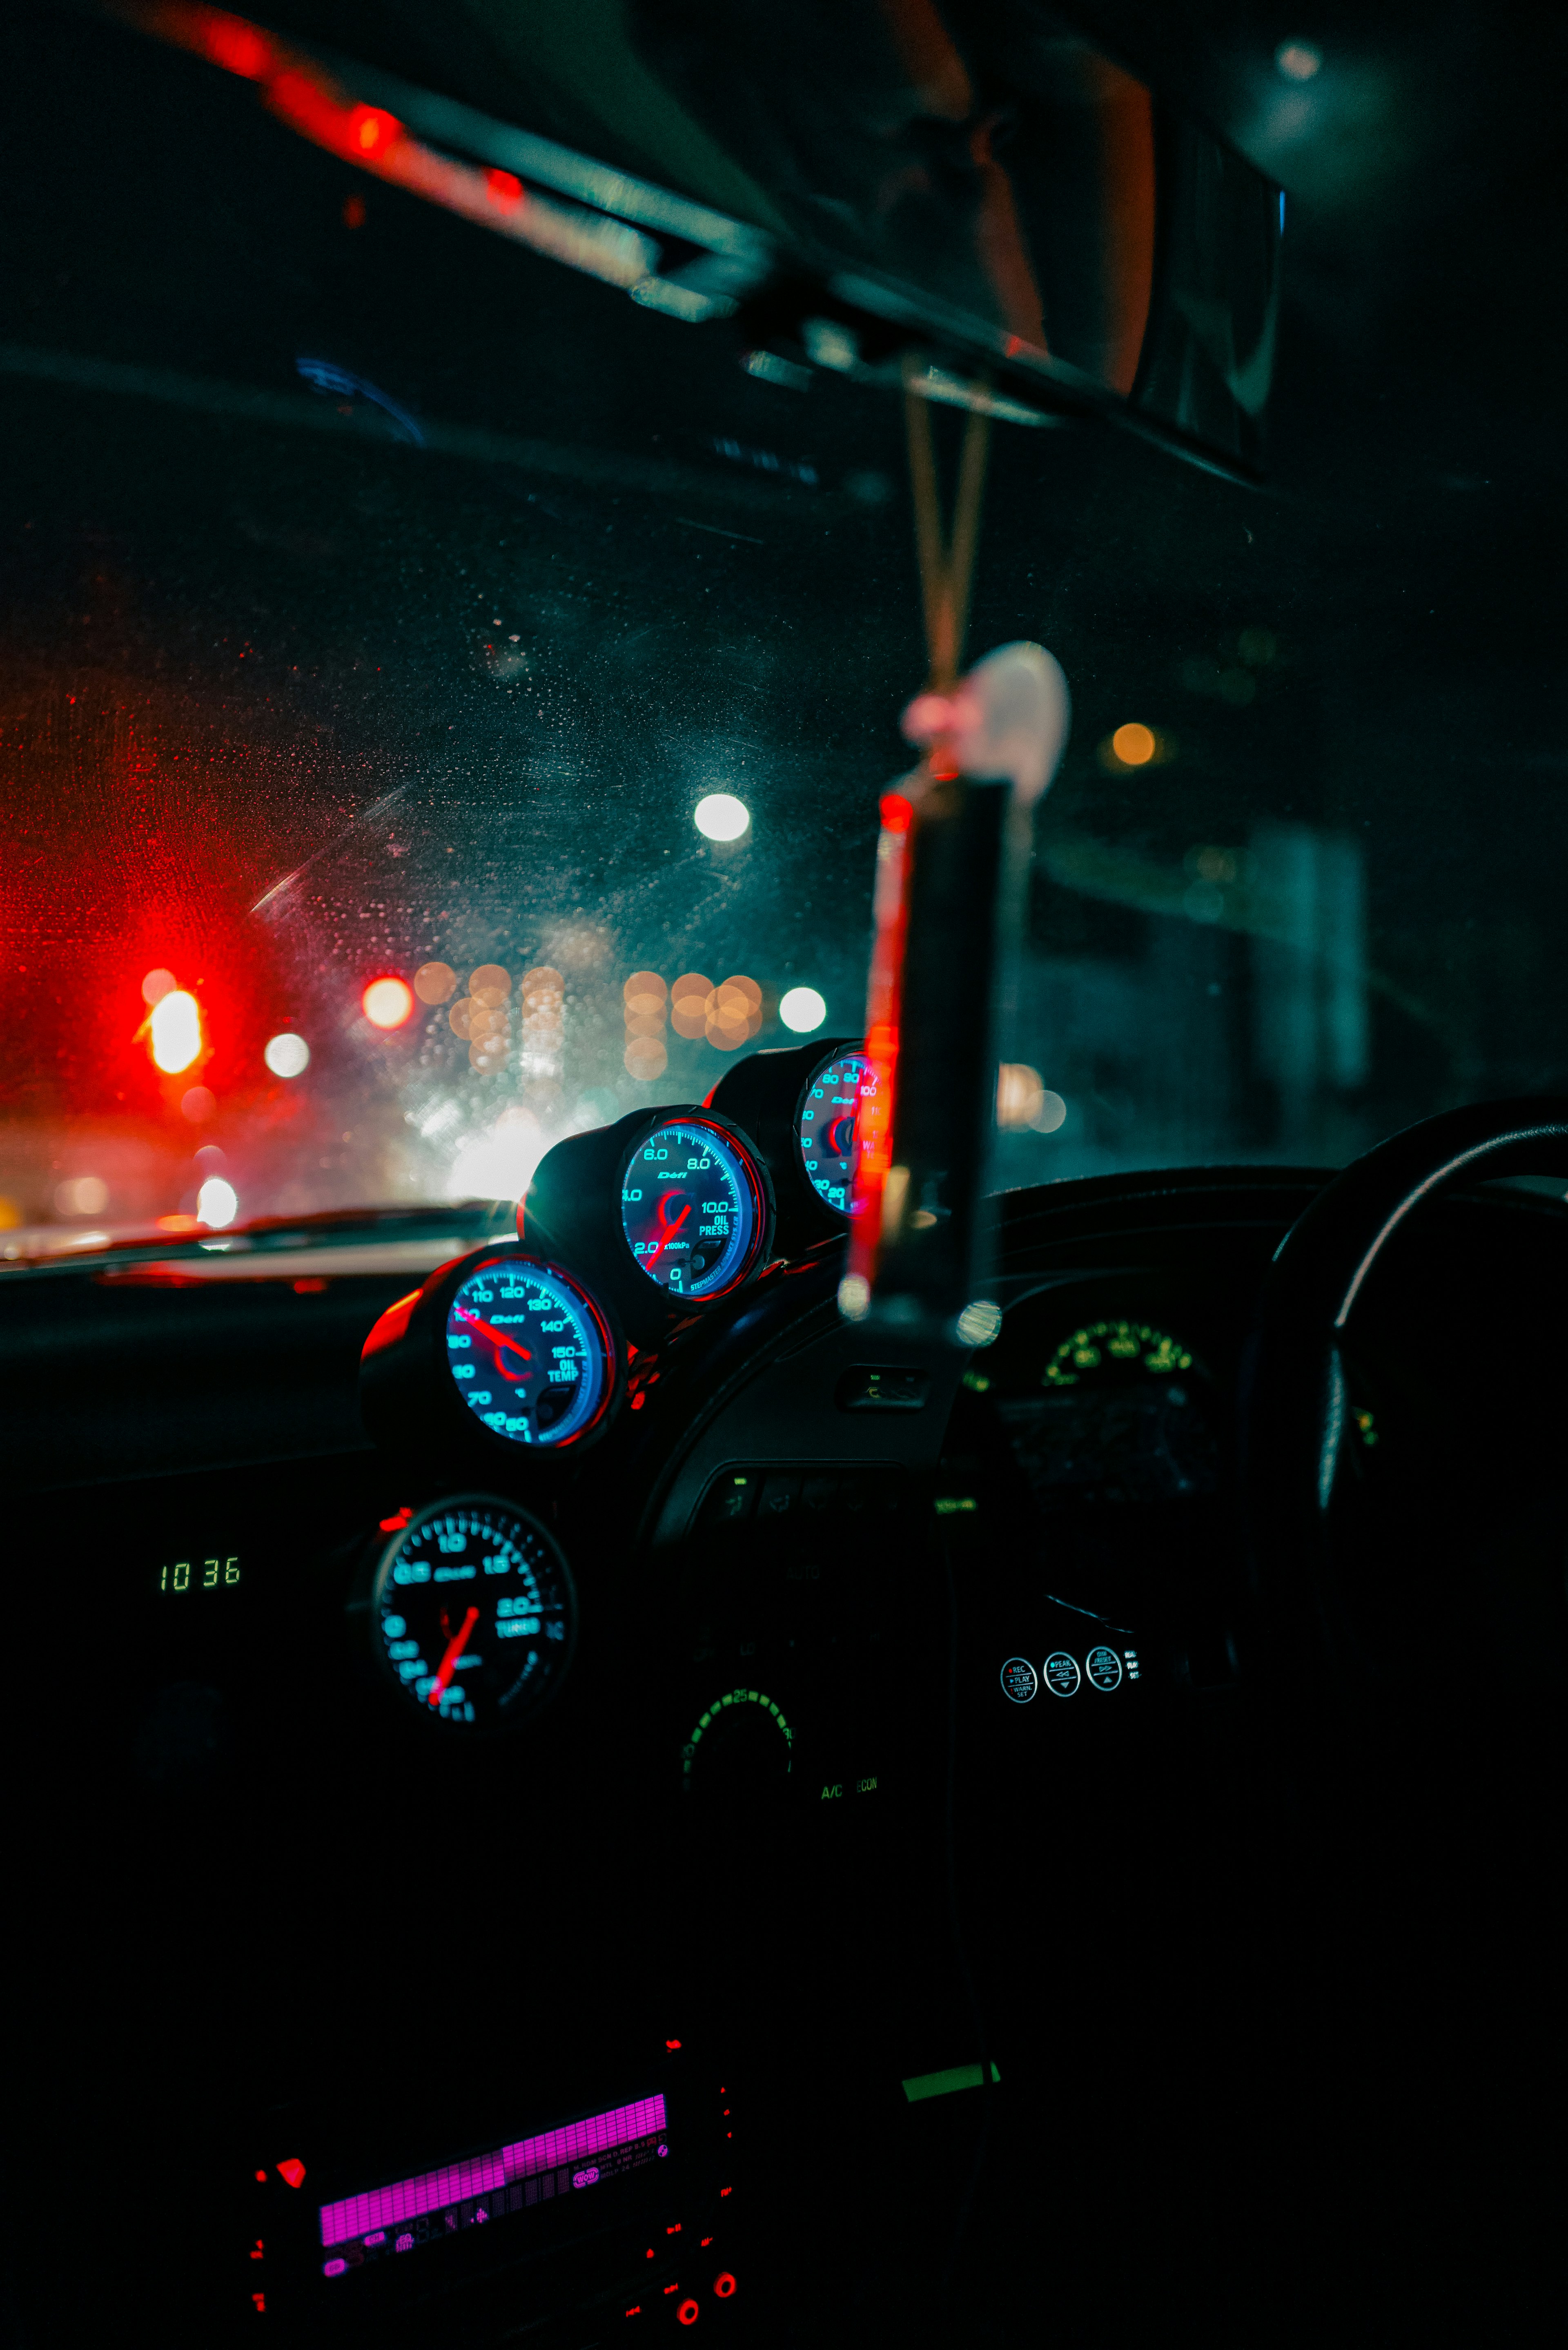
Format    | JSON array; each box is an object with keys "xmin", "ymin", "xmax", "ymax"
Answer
[
  {"xmin": 361, "ymin": 1243, "xmax": 623, "ymax": 1466},
  {"xmin": 444, "ymin": 1257, "xmax": 612, "ymax": 1446}
]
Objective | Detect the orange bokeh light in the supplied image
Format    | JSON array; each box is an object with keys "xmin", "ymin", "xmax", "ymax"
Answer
[
  {"xmin": 414, "ymin": 961, "xmax": 457, "ymax": 1004},
  {"xmin": 468, "ymin": 964, "xmax": 512, "ymax": 1007},
  {"xmin": 363, "ymin": 977, "xmax": 414, "ymax": 1029},
  {"xmin": 1111, "ymin": 722, "xmax": 1156, "ymax": 766}
]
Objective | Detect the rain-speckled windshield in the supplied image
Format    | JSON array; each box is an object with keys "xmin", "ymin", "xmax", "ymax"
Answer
[{"xmin": 2, "ymin": 6, "xmax": 1561, "ymax": 1246}]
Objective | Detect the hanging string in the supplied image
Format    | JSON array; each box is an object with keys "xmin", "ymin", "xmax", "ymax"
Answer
[{"xmin": 902, "ymin": 359, "xmax": 993, "ymax": 695}]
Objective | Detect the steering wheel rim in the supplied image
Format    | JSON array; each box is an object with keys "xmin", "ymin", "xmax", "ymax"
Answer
[{"xmin": 1242, "ymin": 1095, "xmax": 1568, "ymax": 1681}]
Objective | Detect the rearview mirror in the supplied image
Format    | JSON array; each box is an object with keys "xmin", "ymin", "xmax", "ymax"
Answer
[{"xmin": 127, "ymin": 0, "xmax": 1283, "ymax": 479}]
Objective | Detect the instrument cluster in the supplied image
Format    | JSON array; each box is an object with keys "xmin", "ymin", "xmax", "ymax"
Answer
[
  {"xmin": 945, "ymin": 1287, "xmax": 1243, "ymax": 1712},
  {"xmin": 356, "ymin": 1041, "xmax": 874, "ymax": 1738}
]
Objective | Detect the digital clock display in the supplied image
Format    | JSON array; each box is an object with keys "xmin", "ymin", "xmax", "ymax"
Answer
[{"xmin": 158, "ymin": 1556, "xmax": 241, "ymax": 1593}]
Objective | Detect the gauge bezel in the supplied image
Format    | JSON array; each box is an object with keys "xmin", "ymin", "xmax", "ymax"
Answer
[
  {"xmin": 521, "ymin": 1104, "xmax": 776, "ymax": 1346},
  {"xmin": 368, "ymin": 1492, "xmax": 579, "ymax": 1738},
  {"xmin": 705, "ymin": 1036, "xmax": 862, "ymax": 1253},
  {"xmin": 614, "ymin": 1110, "xmax": 771, "ymax": 1304},
  {"xmin": 360, "ymin": 1241, "xmax": 624, "ymax": 1467},
  {"xmin": 788, "ymin": 1043, "xmax": 872, "ymax": 1224},
  {"xmin": 442, "ymin": 1248, "xmax": 619, "ymax": 1450}
]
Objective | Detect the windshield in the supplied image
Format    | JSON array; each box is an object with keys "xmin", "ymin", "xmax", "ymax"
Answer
[{"xmin": 2, "ymin": 7, "xmax": 1559, "ymax": 1246}]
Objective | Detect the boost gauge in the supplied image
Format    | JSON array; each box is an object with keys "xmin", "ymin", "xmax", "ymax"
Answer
[{"xmin": 523, "ymin": 1106, "xmax": 774, "ymax": 1344}]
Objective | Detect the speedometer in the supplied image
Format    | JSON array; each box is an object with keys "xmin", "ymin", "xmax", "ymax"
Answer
[
  {"xmin": 1044, "ymin": 1320, "xmax": 1194, "ymax": 1387},
  {"xmin": 618, "ymin": 1117, "xmax": 764, "ymax": 1298},
  {"xmin": 445, "ymin": 1258, "xmax": 612, "ymax": 1447},
  {"xmin": 370, "ymin": 1496, "xmax": 576, "ymax": 1734},
  {"xmin": 973, "ymin": 1310, "xmax": 1219, "ymax": 1510}
]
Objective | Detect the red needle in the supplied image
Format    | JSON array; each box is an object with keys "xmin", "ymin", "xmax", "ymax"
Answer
[
  {"xmin": 427, "ymin": 1605, "xmax": 480, "ymax": 1708},
  {"xmin": 643, "ymin": 1198, "xmax": 693, "ymax": 1269},
  {"xmin": 457, "ymin": 1308, "xmax": 533, "ymax": 1380}
]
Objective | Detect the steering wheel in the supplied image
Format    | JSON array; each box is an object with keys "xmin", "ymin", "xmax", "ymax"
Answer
[{"xmin": 1243, "ymin": 1095, "xmax": 1568, "ymax": 1683}]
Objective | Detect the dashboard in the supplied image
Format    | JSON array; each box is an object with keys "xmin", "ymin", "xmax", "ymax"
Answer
[{"xmin": 4, "ymin": 1108, "xmax": 1565, "ymax": 2348}]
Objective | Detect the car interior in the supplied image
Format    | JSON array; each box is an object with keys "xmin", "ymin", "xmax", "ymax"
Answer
[{"xmin": 2, "ymin": 4, "xmax": 1562, "ymax": 2345}]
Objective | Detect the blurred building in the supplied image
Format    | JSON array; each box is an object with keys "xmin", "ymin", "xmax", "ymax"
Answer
[
  {"xmin": 1002, "ymin": 820, "xmax": 1369, "ymax": 1181},
  {"xmin": 1249, "ymin": 822, "xmax": 1368, "ymax": 1152}
]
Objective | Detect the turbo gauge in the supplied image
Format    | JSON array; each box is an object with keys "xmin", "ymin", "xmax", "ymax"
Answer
[{"xmin": 368, "ymin": 1494, "xmax": 576, "ymax": 1735}]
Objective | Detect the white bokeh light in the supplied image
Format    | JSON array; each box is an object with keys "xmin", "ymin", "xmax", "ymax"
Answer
[
  {"xmin": 264, "ymin": 1032, "xmax": 311, "ymax": 1079},
  {"xmin": 445, "ymin": 1110, "xmax": 546, "ymax": 1203},
  {"xmin": 694, "ymin": 793, "xmax": 751, "ymax": 843},
  {"xmin": 779, "ymin": 986, "xmax": 826, "ymax": 1033},
  {"xmin": 1275, "ymin": 39, "xmax": 1322, "ymax": 80},
  {"xmin": 956, "ymin": 1299, "xmax": 1003, "ymax": 1349},
  {"xmin": 197, "ymin": 1177, "xmax": 239, "ymax": 1229},
  {"xmin": 838, "ymin": 1273, "xmax": 871, "ymax": 1322},
  {"xmin": 996, "ymin": 1064, "xmax": 1068, "ymax": 1134},
  {"xmin": 54, "ymin": 1176, "xmax": 109, "ymax": 1217}
]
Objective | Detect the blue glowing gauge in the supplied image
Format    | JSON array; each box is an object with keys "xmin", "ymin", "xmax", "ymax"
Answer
[
  {"xmin": 795, "ymin": 1050, "xmax": 873, "ymax": 1216},
  {"xmin": 371, "ymin": 1496, "xmax": 575, "ymax": 1734},
  {"xmin": 619, "ymin": 1117, "xmax": 764, "ymax": 1298},
  {"xmin": 443, "ymin": 1256, "xmax": 614, "ymax": 1447}
]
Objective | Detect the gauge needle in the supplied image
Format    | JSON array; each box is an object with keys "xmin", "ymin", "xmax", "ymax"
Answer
[
  {"xmin": 644, "ymin": 1199, "xmax": 693, "ymax": 1268},
  {"xmin": 428, "ymin": 1605, "xmax": 480, "ymax": 1708},
  {"xmin": 457, "ymin": 1309, "xmax": 533, "ymax": 1380}
]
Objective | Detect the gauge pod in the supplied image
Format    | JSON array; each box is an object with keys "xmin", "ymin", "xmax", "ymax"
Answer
[
  {"xmin": 706, "ymin": 1037, "xmax": 872, "ymax": 1253},
  {"xmin": 368, "ymin": 1494, "xmax": 577, "ymax": 1736},
  {"xmin": 522, "ymin": 1106, "xmax": 775, "ymax": 1346},
  {"xmin": 360, "ymin": 1242, "xmax": 623, "ymax": 1467}
]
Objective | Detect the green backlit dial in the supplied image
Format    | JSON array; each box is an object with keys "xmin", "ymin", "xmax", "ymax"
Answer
[
  {"xmin": 682, "ymin": 1687, "xmax": 793, "ymax": 1804},
  {"xmin": 1045, "ymin": 1320, "xmax": 1194, "ymax": 1388}
]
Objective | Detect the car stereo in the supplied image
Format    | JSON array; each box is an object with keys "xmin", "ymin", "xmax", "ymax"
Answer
[{"xmin": 243, "ymin": 2044, "xmax": 742, "ymax": 2341}]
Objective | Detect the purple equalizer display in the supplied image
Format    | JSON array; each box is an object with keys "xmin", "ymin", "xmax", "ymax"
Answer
[{"xmin": 318, "ymin": 2096, "xmax": 669, "ymax": 2277}]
